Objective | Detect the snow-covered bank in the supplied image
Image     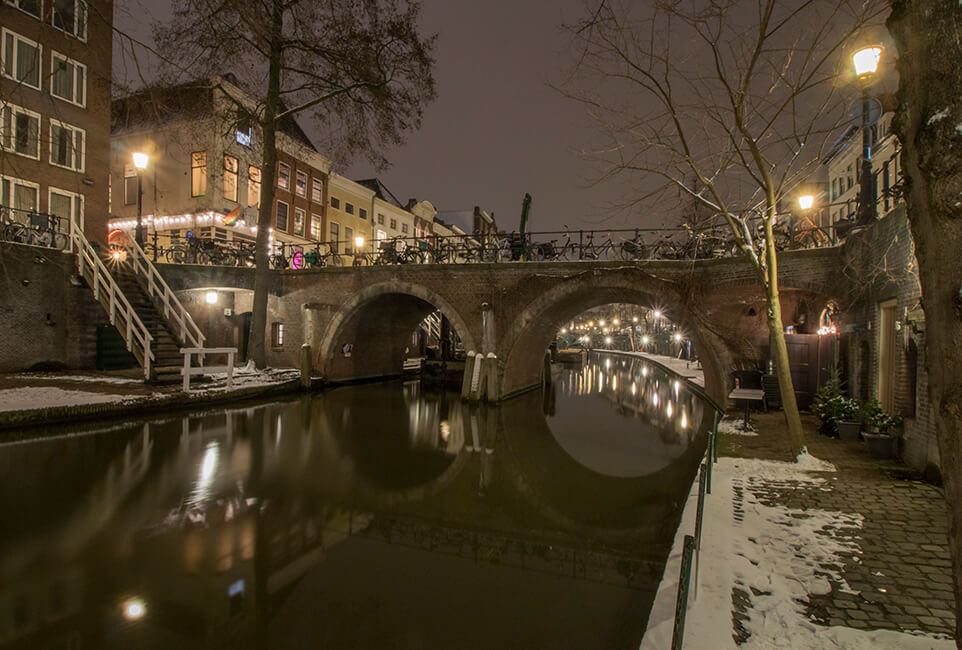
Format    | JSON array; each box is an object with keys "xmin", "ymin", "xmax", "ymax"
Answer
[{"xmin": 641, "ymin": 455, "xmax": 954, "ymax": 649}]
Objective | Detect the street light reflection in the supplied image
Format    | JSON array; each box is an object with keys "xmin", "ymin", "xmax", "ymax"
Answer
[{"xmin": 122, "ymin": 597, "xmax": 147, "ymax": 621}]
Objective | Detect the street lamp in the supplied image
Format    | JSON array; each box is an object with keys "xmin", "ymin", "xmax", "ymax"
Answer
[
  {"xmin": 133, "ymin": 152, "xmax": 148, "ymax": 247},
  {"xmin": 853, "ymin": 46, "xmax": 881, "ymax": 225},
  {"xmin": 353, "ymin": 235, "xmax": 365, "ymax": 266},
  {"xmin": 798, "ymin": 194, "xmax": 814, "ymax": 211}
]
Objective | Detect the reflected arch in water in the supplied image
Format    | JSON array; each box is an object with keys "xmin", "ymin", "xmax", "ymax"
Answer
[
  {"xmin": 498, "ymin": 276, "xmax": 730, "ymax": 404},
  {"xmin": 313, "ymin": 281, "xmax": 478, "ymax": 382}
]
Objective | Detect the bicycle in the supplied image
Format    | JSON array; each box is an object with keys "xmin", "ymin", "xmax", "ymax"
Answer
[
  {"xmin": 618, "ymin": 230, "xmax": 649, "ymax": 261},
  {"xmin": 580, "ymin": 232, "xmax": 616, "ymax": 260}
]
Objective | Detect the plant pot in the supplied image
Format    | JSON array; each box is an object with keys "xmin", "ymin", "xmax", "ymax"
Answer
[
  {"xmin": 836, "ymin": 421, "xmax": 861, "ymax": 442},
  {"xmin": 863, "ymin": 432, "xmax": 894, "ymax": 459}
]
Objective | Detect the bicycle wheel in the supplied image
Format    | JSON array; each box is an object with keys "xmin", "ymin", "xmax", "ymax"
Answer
[
  {"xmin": 166, "ymin": 245, "xmax": 188, "ymax": 263},
  {"xmin": 2, "ymin": 223, "xmax": 27, "ymax": 243}
]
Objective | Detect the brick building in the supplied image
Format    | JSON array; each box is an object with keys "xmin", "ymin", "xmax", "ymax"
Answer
[{"xmin": 1, "ymin": 0, "xmax": 112, "ymax": 243}]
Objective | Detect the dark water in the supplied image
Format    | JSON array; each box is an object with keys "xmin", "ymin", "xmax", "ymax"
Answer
[{"xmin": 0, "ymin": 352, "xmax": 707, "ymax": 650}]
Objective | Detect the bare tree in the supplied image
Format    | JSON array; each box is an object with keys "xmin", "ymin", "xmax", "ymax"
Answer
[
  {"xmin": 154, "ymin": 0, "xmax": 436, "ymax": 367},
  {"xmin": 887, "ymin": 0, "xmax": 962, "ymax": 642},
  {"xmin": 563, "ymin": 0, "xmax": 886, "ymax": 457}
]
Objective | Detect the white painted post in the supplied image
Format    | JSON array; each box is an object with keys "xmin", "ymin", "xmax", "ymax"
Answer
[
  {"xmin": 226, "ymin": 350, "xmax": 234, "ymax": 389},
  {"xmin": 462, "ymin": 351, "xmax": 476, "ymax": 399},
  {"xmin": 484, "ymin": 353, "xmax": 499, "ymax": 402},
  {"xmin": 182, "ymin": 350, "xmax": 191, "ymax": 392}
]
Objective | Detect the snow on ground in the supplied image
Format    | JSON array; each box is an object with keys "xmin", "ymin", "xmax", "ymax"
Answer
[
  {"xmin": 717, "ymin": 417, "xmax": 758, "ymax": 437},
  {"xmin": 12, "ymin": 373, "xmax": 144, "ymax": 385},
  {"xmin": 0, "ymin": 387, "xmax": 139, "ymax": 411},
  {"xmin": 642, "ymin": 455, "xmax": 954, "ymax": 650}
]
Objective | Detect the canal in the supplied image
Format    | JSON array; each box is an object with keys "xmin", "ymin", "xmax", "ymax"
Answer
[{"xmin": 0, "ymin": 352, "xmax": 708, "ymax": 649}]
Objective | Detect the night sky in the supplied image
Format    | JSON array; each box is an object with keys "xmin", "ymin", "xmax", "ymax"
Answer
[{"xmin": 114, "ymin": 0, "xmax": 642, "ymax": 234}]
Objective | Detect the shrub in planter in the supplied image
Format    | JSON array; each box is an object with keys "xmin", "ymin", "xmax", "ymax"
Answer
[
  {"xmin": 811, "ymin": 369, "xmax": 860, "ymax": 438},
  {"xmin": 860, "ymin": 400, "xmax": 903, "ymax": 458}
]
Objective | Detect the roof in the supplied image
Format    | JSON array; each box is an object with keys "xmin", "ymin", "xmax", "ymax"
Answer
[
  {"xmin": 354, "ymin": 178, "xmax": 404, "ymax": 208},
  {"xmin": 111, "ymin": 76, "xmax": 316, "ymax": 151},
  {"xmin": 435, "ymin": 209, "xmax": 475, "ymax": 234}
]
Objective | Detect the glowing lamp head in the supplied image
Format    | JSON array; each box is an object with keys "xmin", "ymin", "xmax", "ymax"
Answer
[
  {"xmin": 632, "ymin": 316, "xmax": 638, "ymax": 323},
  {"xmin": 205, "ymin": 291, "xmax": 218, "ymax": 305},
  {"xmin": 354, "ymin": 235, "xmax": 365, "ymax": 249},
  {"xmin": 673, "ymin": 333, "xmax": 682, "ymax": 342},
  {"xmin": 653, "ymin": 310, "xmax": 662, "ymax": 319},
  {"xmin": 122, "ymin": 598, "xmax": 146, "ymax": 621},
  {"xmin": 798, "ymin": 195, "xmax": 815, "ymax": 211},
  {"xmin": 132, "ymin": 152, "xmax": 149, "ymax": 170},
  {"xmin": 605, "ymin": 337, "xmax": 612, "ymax": 344},
  {"xmin": 613, "ymin": 318, "xmax": 619, "ymax": 325},
  {"xmin": 853, "ymin": 46, "xmax": 881, "ymax": 78},
  {"xmin": 642, "ymin": 336, "xmax": 649, "ymax": 344},
  {"xmin": 111, "ymin": 250, "xmax": 122, "ymax": 261}
]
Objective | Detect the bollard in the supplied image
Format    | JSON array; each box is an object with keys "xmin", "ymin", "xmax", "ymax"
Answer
[
  {"xmin": 671, "ymin": 535, "xmax": 696, "ymax": 650},
  {"xmin": 300, "ymin": 344, "xmax": 312, "ymax": 389},
  {"xmin": 462, "ymin": 351, "xmax": 476, "ymax": 399},
  {"xmin": 469, "ymin": 352, "xmax": 485, "ymax": 402}
]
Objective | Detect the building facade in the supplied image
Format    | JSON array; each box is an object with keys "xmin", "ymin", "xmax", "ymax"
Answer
[{"xmin": 1, "ymin": 0, "xmax": 112, "ymax": 243}]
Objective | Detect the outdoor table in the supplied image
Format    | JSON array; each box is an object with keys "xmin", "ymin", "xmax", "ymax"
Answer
[{"xmin": 728, "ymin": 388, "xmax": 766, "ymax": 429}]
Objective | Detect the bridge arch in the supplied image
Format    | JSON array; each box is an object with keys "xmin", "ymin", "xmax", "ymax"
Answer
[
  {"xmin": 314, "ymin": 280, "xmax": 478, "ymax": 383},
  {"xmin": 498, "ymin": 272, "xmax": 732, "ymax": 404}
]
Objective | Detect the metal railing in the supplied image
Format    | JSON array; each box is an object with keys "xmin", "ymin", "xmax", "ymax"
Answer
[
  {"xmin": 70, "ymin": 220, "xmax": 155, "ymax": 379},
  {"xmin": 123, "ymin": 237, "xmax": 206, "ymax": 353},
  {"xmin": 0, "ymin": 206, "xmax": 70, "ymax": 250}
]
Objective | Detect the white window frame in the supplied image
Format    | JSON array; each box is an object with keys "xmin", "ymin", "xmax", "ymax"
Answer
[
  {"xmin": 1, "ymin": 29, "xmax": 42, "ymax": 90},
  {"xmin": 51, "ymin": 0, "xmax": 87, "ymax": 41},
  {"xmin": 49, "ymin": 51, "xmax": 86, "ymax": 107},
  {"xmin": 5, "ymin": 0, "xmax": 42, "ymax": 20},
  {"xmin": 276, "ymin": 200, "xmax": 289, "ymax": 233},
  {"xmin": 0, "ymin": 101, "xmax": 41, "ymax": 160},
  {"xmin": 1, "ymin": 174, "xmax": 40, "ymax": 218},
  {"xmin": 293, "ymin": 207, "xmax": 305, "ymax": 237},
  {"xmin": 311, "ymin": 179, "xmax": 323, "ymax": 204},
  {"xmin": 48, "ymin": 186, "xmax": 84, "ymax": 230},
  {"xmin": 311, "ymin": 213, "xmax": 322, "ymax": 241},
  {"xmin": 223, "ymin": 154, "xmax": 238, "ymax": 203},
  {"xmin": 277, "ymin": 162, "xmax": 290, "ymax": 190},
  {"xmin": 48, "ymin": 118, "xmax": 85, "ymax": 172},
  {"xmin": 247, "ymin": 165, "xmax": 260, "ymax": 207},
  {"xmin": 295, "ymin": 170, "xmax": 307, "ymax": 198}
]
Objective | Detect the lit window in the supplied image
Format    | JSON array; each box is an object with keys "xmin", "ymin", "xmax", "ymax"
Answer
[
  {"xmin": 50, "ymin": 51, "xmax": 85, "ymax": 106},
  {"xmin": 0, "ymin": 102, "xmax": 41, "ymax": 159},
  {"xmin": 277, "ymin": 162, "xmax": 290, "ymax": 190},
  {"xmin": 52, "ymin": 0, "xmax": 87, "ymax": 40},
  {"xmin": 49, "ymin": 119, "xmax": 85, "ymax": 171},
  {"xmin": 191, "ymin": 152, "xmax": 207, "ymax": 197},
  {"xmin": 271, "ymin": 322, "xmax": 284, "ymax": 347},
  {"xmin": 123, "ymin": 164, "xmax": 136, "ymax": 206},
  {"xmin": 329, "ymin": 221, "xmax": 339, "ymax": 252},
  {"xmin": 6, "ymin": 0, "xmax": 42, "ymax": 19},
  {"xmin": 295, "ymin": 170, "xmax": 307, "ymax": 198},
  {"xmin": 1, "ymin": 30, "xmax": 41, "ymax": 89},
  {"xmin": 294, "ymin": 207, "xmax": 305, "ymax": 237},
  {"xmin": 344, "ymin": 226, "xmax": 353, "ymax": 254},
  {"xmin": 345, "ymin": 202, "xmax": 354, "ymax": 215},
  {"xmin": 248, "ymin": 166, "xmax": 260, "ymax": 207},
  {"xmin": 311, "ymin": 180, "xmax": 322, "ymax": 203},
  {"xmin": 223, "ymin": 155, "xmax": 238, "ymax": 202},
  {"xmin": 311, "ymin": 213, "xmax": 322, "ymax": 241},
  {"xmin": 276, "ymin": 200, "xmax": 289, "ymax": 232}
]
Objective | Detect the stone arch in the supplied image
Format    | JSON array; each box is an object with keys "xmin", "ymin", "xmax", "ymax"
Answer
[
  {"xmin": 497, "ymin": 272, "xmax": 731, "ymax": 405},
  {"xmin": 315, "ymin": 280, "xmax": 478, "ymax": 382}
]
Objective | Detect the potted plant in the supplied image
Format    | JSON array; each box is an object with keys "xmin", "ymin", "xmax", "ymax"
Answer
[
  {"xmin": 860, "ymin": 399, "xmax": 903, "ymax": 458},
  {"xmin": 811, "ymin": 369, "xmax": 861, "ymax": 439}
]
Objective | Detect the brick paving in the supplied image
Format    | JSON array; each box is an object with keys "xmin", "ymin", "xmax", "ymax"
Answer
[{"xmin": 722, "ymin": 411, "xmax": 955, "ymax": 639}]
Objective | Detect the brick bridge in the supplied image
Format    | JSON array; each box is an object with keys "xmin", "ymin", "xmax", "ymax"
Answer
[{"xmin": 160, "ymin": 248, "xmax": 845, "ymax": 405}]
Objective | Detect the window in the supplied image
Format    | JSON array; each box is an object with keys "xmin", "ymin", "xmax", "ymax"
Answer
[
  {"xmin": 846, "ymin": 164, "xmax": 853, "ymax": 191},
  {"xmin": 235, "ymin": 108, "xmax": 252, "ymax": 147},
  {"xmin": 294, "ymin": 207, "xmax": 305, "ymax": 237},
  {"xmin": 344, "ymin": 226, "xmax": 353, "ymax": 254},
  {"xmin": 277, "ymin": 162, "xmax": 290, "ymax": 190},
  {"xmin": 52, "ymin": 0, "xmax": 87, "ymax": 40},
  {"xmin": 311, "ymin": 213, "xmax": 322, "ymax": 241},
  {"xmin": 295, "ymin": 170, "xmax": 307, "ymax": 197},
  {"xmin": 330, "ymin": 221, "xmax": 339, "ymax": 252},
  {"xmin": 377, "ymin": 213, "xmax": 385, "ymax": 225},
  {"xmin": 1, "ymin": 175, "xmax": 39, "ymax": 215},
  {"xmin": 831, "ymin": 179, "xmax": 838, "ymax": 201},
  {"xmin": 2, "ymin": 30, "xmax": 41, "ymax": 89},
  {"xmin": 311, "ymin": 179, "xmax": 323, "ymax": 203},
  {"xmin": 401, "ymin": 223, "xmax": 408, "ymax": 234},
  {"xmin": 223, "ymin": 155, "xmax": 238, "ymax": 202},
  {"xmin": 359, "ymin": 208, "xmax": 367, "ymax": 220},
  {"xmin": 123, "ymin": 164, "xmax": 137, "ymax": 206},
  {"xmin": 0, "ymin": 103, "xmax": 40, "ymax": 159},
  {"xmin": 276, "ymin": 200, "xmax": 289, "ymax": 232},
  {"xmin": 345, "ymin": 202, "xmax": 354, "ymax": 215},
  {"xmin": 389, "ymin": 218, "xmax": 397, "ymax": 230},
  {"xmin": 271, "ymin": 322, "xmax": 284, "ymax": 347},
  {"xmin": 48, "ymin": 186, "xmax": 83, "ymax": 228},
  {"xmin": 248, "ymin": 166, "xmax": 260, "ymax": 206},
  {"xmin": 50, "ymin": 52, "xmax": 85, "ymax": 106},
  {"xmin": 6, "ymin": 0, "xmax": 42, "ymax": 19},
  {"xmin": 191, "ymin": 152, "xmax": 207, "ymax": 196},
  {"xmin": 49, "ymin": 120, "xmax": 84, "ymax": 171},
  {"xmin": 883, "ymin": 160, "xmax": 891, "ymax": 211},
  {"xmin": 330, "ymin": 196, "xmax": 340, "ymax": 210}
]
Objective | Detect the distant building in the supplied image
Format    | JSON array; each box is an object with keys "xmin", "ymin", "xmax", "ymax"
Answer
[
  {"xmin": 1, "ymin": 0, "xmax": 113, "ymax": 243},
  {"xmin": 435, "ymin": 206, "xmax": 498, "ymax": 243},
  {"xmin": 355, "ymin": 177, "xmax": 415, "ymax": 252},
  {"xmin": 327, "ymin": 172, "xmax": 374, "ymax": 256}
]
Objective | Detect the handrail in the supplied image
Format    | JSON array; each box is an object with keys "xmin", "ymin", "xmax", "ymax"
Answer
[
  {"xmin": 123, "ymin": 237, "xmax": 206, "ymax": 352},
  {"xmin": 70, "ymin": 221, "xmax": 154, "ymax": 379}
]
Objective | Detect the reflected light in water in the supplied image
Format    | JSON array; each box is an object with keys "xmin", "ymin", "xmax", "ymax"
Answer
[
  {"xmin": 440, "ymin": 420, "xmax": 451, "ymax": 441},
  {"xmin": 612, "ymin": 375, "xmax": 617, "ymax": 390},
  {"xmin": 122, "ymin": 598, "xmax": 147, "ymax": 621},
  {"xmin": 190, "ymin": 442, "xmax": 219, "ymax": 504},
  {"xmin": 651, "ymin": 393, "xmax": 659, "ymax": 406},
  {"xmin": 642, "ymin": 366, "xmax": 648, "ymax": 377},
  {"xmin": 681, "ymin": 412, "xmax": 689, "ymax": 429},
  {"xmin": 667, "ymin": 402, "xmax": 673, "ymax": 418},
  {"xmin": 631, "ymin": 382, "xmax": 637, "ymax": 395}
]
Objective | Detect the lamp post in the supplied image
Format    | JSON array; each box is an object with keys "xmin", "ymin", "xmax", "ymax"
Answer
[
  {"xmin": 132, "ymin": 152, "xmax": 149, "ymax": 247},
  {"xmin": 353, "ymin": 235, "xmax": 365, "ymax": 266},
  {"xmin": 853, "ymin": 46, "xmax": 881, "ymax": 226}
]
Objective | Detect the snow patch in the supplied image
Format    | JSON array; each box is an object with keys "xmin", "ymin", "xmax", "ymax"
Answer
[
  {"xmin": 12, "ymin": 373, "xmax": 143, "ymax": 385},
  {"xmin": 0, "ymin": 387, "xmax": 135, "ymax": 411},
  {"xmin": 927, "ymin": 108, "xmax": 949, "ymax": 125},
  {"xmin": 718, "ymin": 418, "xmax": 758, "ymax": 437}
]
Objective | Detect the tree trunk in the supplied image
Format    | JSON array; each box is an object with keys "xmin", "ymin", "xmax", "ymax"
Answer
[
  {"xmin": 248, "ymin": 0, "xmax": 284, "ymax": 369},
  {"xmin": 888, "ymin": 1, "xmax": 962, "ymax": 643},
  {"xmin": 763, "ymin": 214, "xmax": 806, "ymax": 458}
]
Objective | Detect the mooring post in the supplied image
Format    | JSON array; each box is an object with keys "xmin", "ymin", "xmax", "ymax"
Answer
[
  {"xmin": 462, "ymin": 351, "xmax": 477, "ymax": 399},
  {"xmin": 484, "ymin": 353, "xmax": 499, "ymax": 402},
  {"xmin": 300, "ymin": 344, "xmax": 312, "ymax": 389},
  {"xmin": 543, "ymin": 350, "xmax": 552, "ymax": 386}
]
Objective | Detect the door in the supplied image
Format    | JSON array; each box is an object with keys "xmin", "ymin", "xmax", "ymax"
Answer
[{"xmin": 878, "ymin": 299, "xmax": 897, "ymax": 413}]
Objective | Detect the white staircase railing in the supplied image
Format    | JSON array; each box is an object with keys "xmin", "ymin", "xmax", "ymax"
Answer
[
  {"xmin": 70, "ymin": 221, "xmax": 154, "ymax": 379},
  {"xmin": 123, "ymin": 237, "xmax": 206, "ymax": 354}
]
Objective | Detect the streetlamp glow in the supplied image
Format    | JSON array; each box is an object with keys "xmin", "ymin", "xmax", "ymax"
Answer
[
  {"xmin": 641, "ymin": 335, "xmax": 649, "ymax": 345},
  {"xmin": 605, "ymin": 336, "xmax": 612, "ymax": 345},
  {"xmin": 673, "ymin": 333, "xmax": 682, "ymax": 342},
  {"xmin": 798, "ymin": 195, "xmax": 814, "ymax": 211},
  {"xmin": 852, "ymin": 46, "xmax": 881, "ymax": 78},
  {"xmin": 132, "ymin": 152, "xmax": 148, "ymax": 169},
  {"xmin": 205, "ymin": 291, "xmax": 218, "ymax": 305},
  {"xmin": 122, "ymin": 598, "xmax": 147, "ymax": 621},
  {"xmin": 354, "ymin": 235, "xmax": 365, "ymax": 249},
  {"xmin": 653, "ymin": 310, "xmax": 662, "ymax": 319}
]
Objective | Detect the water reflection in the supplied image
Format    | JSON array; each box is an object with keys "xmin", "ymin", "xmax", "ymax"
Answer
[{"xmin": 0, "ymin": 360, "xmax": 707, "ymax": 650}]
